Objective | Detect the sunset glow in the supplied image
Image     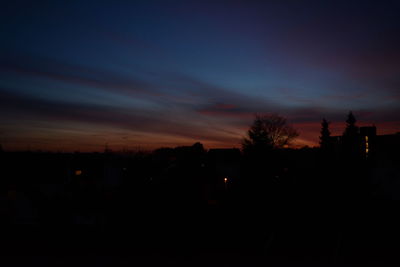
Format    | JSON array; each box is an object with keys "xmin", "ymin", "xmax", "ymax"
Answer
[{"xmin": 1, "ymin": 1, "xmax": 399, "ymax": 151}]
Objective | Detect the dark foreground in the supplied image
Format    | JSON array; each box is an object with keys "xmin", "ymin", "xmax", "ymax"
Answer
[
  {"xmin": 1, "ymin": 148, "xmax": 400, "ymax": 266},
  {"xmin": 3, "ymin": 202, "xmax": 400, "ymax": 267}
]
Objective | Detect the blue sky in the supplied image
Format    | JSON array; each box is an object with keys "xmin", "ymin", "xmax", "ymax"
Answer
[{"xmin": 1, "ymin": 0, "xmax": 400, "ymax": 151}]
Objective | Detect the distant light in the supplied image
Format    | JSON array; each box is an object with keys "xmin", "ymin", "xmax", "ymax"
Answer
[
  {"xmin": 75, "ymin": 170, "xmax": 82, "ymax": 176},
  {"xmin": 224, "ymin": 177, "xmax": 228, "ymax": 183}
]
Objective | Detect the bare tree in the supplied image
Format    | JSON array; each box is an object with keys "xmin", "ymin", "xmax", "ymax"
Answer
[{"xmin": 242, "ymin": 114, "xmax": 299, "ymax": 151}]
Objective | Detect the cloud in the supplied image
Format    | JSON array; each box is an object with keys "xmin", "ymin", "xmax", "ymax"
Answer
[
  {"xmin": 0, "ymin": 53, "xmax": 274, "ymax": 110},
  {"xmin": 0, "ymin": 89, "xmax": 241, "ymax": 147},
  {"xmin": 0, "ymin": 53, "xmax": 161, "ymax": 97},
  {"xmin": 1, "ymin": 52, "xmax": 399, "ymax": 150}
]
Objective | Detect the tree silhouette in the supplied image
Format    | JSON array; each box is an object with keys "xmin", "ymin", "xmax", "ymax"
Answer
[
  {"xmin": 342, "ymin": 111, "xmax": 362, "ymax": 161},
  {"xmin": 343, "ymin": 111, "xmax": 358, "ymax": 137},
  {"xmin": 319, "ymin": 118, "xmax": 331, "ymax": 150},
  {"xmin": 242, "ymin": 114, "xmax": 298, "ymax": 151}
]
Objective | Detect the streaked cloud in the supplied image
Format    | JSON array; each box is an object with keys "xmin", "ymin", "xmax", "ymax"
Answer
[{"xmin": 1, "ymin": 1, "xmax": 399, "ymax": 150}]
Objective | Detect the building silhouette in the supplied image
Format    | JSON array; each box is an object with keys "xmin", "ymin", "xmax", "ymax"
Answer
[{"xmin": 330, "ymin": 125, "xmax": 400, "ymax": 160}]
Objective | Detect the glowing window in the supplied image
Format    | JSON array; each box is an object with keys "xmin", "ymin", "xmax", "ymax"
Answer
[{"xmin": 75, "ymin": 170, "xmax": 82, "ymax": 176}]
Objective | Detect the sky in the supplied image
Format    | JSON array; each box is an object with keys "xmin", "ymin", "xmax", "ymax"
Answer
[{"xmin": 1, "ymin": 0, "xmax": 400, "ymax": 151}]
